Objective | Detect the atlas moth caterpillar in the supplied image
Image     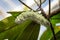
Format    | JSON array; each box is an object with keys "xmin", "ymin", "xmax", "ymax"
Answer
[{"xmin": 15, "ymin": 11, "xmax": 50, "ymax": 27}]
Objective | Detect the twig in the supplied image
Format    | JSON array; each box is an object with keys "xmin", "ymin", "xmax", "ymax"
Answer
[
  {"xmin": 38, "ymin": 0, "xmax": 48, "ymax": 19},
  {"xmin": 19, "ymin": 0, "xmax": 35, "ymax": 11},
  {"xmin": 34, "ymin": 0, "xmax": 40, "ymax": 7},
  {"xmin": 50, "ymin": 8, "xmax": 60, "ymax": 18},
  {"xmin": 48, "ymin": 0, "xmax": 56, "ymax": 40}
]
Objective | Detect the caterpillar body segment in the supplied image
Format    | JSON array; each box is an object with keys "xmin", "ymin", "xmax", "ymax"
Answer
[{"xmin": 15, "ymin": 11, "xmax": 50, "ymax": 27}]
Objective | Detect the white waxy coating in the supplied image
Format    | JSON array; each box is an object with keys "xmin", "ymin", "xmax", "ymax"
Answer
[{"xmin": 15, "ymin": 11, "xmax": 50, "ymax": 27}]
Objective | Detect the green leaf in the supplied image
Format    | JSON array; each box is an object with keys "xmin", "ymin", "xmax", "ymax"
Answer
[
  {"xmin": 51, "ymin": 31, "xmax": 60, "ymax": 40},
  {"xmin": 0, "ymin": 12, "xmax": 21, "ymax": 32},
  {"xmin": 50, "ymin": 13, "xmax": 60, "ymax": 27},
  {"xmin": 40, "ymin": 13, "xmax": 60, "ymax": 40},
  {"xmin": 0, "ymin": 11, "xmax": 40, "ymax": 40},
  {"xmin": 0, "ymin": 19, "xmax": 32, "ymax": 40},
  {"xmin": 7, "ymin": 11, "xmax": 24, "ymax": 18},
  {"xmin": 40, "ymin": 26, "xmax": 60, "ymax": 40},
  {"xmin": 40, "ymin": 27, "xmax": 53, "ymax": 40},
  {"xmin": 16, "ymin": 22, "xmax": 40, "ymax": 40},
  {"xmin": 50, "ymin": 13, "xmax": 60, "ymax": 40}
]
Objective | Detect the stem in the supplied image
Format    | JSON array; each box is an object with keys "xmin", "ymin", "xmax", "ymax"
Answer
[
  {"xmin": 59, "ymin": 0, "xmax": 60, "ymax": 7},
  {"xmin": 34, "ymin": 0, "xmax": 40, "ymax": 7},
  {"xmin": 18, "ymin": 1, "xmax": 59, "ymax": 39},
  {"xmin": 39, "ymin": 0, "xmax": 48, "ymax": 19},
  {"xmin": 50, "ymin": 8, "xmax": 60, "ymax": 18},
  {"xmin": 48, "ymin": 0, "xmax": 56, "ymax": 40},
  {"xmin": 19, "ymin": 0, "xmax": 35, "ymax": 11},
  {"xmin": 36, "ymin": 0, "xmax": 41, "ymax": 10},
  {"xmin": 49, "ymin": 22, "xmax": 57, "ymax": 40}
]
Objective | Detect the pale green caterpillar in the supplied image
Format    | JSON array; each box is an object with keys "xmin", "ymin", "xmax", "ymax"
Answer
[{"xmin": 15, "ymin": 11, "xmax": 50, "ymax": 27}]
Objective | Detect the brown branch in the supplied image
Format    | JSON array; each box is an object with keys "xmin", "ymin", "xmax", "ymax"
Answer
[
  {"xmin": 37, "ymin": 0, "xmax": 41, "ymax": 10},
  {"xmin": 18, "ymin": 0, "xmax": 60, "ymax": 19},
  {"xmin": 19, "ymin": 0, "xmax": 35, "ymax": 11},
  {"xmin": 49, "ymin": 0, "xmax": 60, "ymax": 18},
  {"xmin": 41, "ymin": 8, "xmax": 60, "ymax": 19},
  {"xmin": 40, "ymin": 8, "xmax": 48, "ymax": 19},
  {"xmin": 59, "ymin": 0, "xmax": 60, "ymax": 7},
  {"xmin": 50, "ymin": 8, "xmax": 60, "ymax": 18},
  {"xmin": 48, "ymin": 0, "xmax": 57, "ymax": 40}
]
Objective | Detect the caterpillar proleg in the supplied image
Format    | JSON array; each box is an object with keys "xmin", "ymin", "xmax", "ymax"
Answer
[{"xmin": 15, "ymin": 11, "xmax": 50, "ymax": 27}]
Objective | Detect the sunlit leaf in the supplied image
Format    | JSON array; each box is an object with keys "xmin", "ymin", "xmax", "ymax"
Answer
[
  {"xmin": 40, "ymin": 13, "xmax": 60, "ymax": 40},
  {"xmin": 0, "ymin": 11, "xmax": 40, "ymax": 40},
  {"xmin": 0, "ymin": 12, "xmax": 21, "ymax": 32}
]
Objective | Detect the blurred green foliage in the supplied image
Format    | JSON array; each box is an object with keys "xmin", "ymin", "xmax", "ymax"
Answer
[
  {"xmin": 0, "ymin": 11, "xmax": 40, "ymax": 40},
  {"xmin": 40, "ymin": 13, "xmax": 60, "ymax": 40}
]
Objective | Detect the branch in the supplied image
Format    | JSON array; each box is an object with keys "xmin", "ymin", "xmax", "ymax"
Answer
[
  {"xmin": 19, "ymin": 0, "xmax": 35, "ymax": 11},
  {"xmin": 34, "ymin": 0, "xmax": 40, "ymax": 7},
  {"xmin": 42, "ymin": 0, "xmax": 60, "ymax": 18},
  {"xmin": 50, "ymin": 8, "xmax": 60, "ymax": 18},
  {"xmin": 48, "ymin": 0, "xmax": 56, "ymax": 40},
  {"xmin": 50, "ymin": 0, "xmax": 60, "ymax": 17},
  {"xmin": 39, "ymin": 0, "xmax": 48, "ymax": 19}
]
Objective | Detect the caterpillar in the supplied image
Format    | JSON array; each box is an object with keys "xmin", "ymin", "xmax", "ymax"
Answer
[{"xmin": 15, "ymin": 11, "xmax": 50, "ymax": 27}]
